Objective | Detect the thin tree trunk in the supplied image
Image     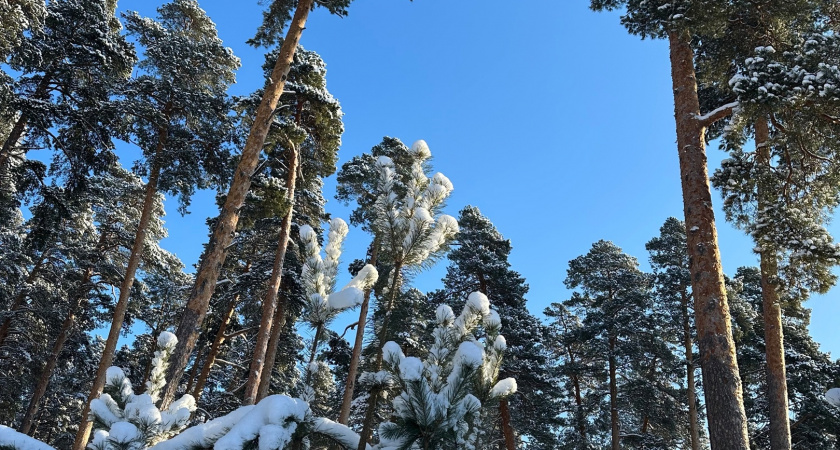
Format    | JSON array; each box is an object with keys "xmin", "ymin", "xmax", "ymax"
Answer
[
  {"xmin": 193, "ymin": 294, "xmax": 240, "ymax": 401},
  {"xmin": 305, "ymin": 323, "xmax": 324, "ymax": 386},
  {"xmin": 0, "ymin": 250, "xmax": 48, "ymax": 348},
  {"xmin": 242, "ymin": 145, "xmax": 299, "ymax": 406},
  {"xmin": 755, "ymin": 118, "xmax": 792, "ymax": 450},
  {"xmin": 337, "ymin": 238, "xmax": 379, "ymax": 424},
  {"xmin": 499, "ymin": 399, "xmax": 516, "ymax": 450},
  {"xmin": 609, "ymin": 335, "xmax": 619, "ymax": 450},
  {"xmin": 257, "ymin": 291, "xmax": 288, "ymax": 400},
  {"xmin": 668, "ymin": 29, "xmax": 749, "ymax": 450},
  {"xmin": 358, "ymin": 263, "xmax": 402, "ymax": 450},
  {"xmin": 184, "ymin": 352, "xmax": 202, "ymax": 397},
  {"xmin": 72, "ymin": 147, "xmax": 165, "ymax": 450},
  {"xmin": 161, "ymin": 0, "xmax": 315, "ymax": 408},
  {"xmin": 19, "ymin": 267, "xmax": 92, "ymax": 434},
  {"xmin": 681, "ymin": 291, "xmax": 701, "ymax": 450}
]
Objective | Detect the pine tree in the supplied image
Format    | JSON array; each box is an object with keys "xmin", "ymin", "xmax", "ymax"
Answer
[
  {"xmin": 73, "ymin": 1, "xmax": 238, "ymax": 447},
  {"xmin": 585, "ymin": 1, "xmax": 782, "ymax": 446},
  {"xmin": 728, "ymin": 267, "xmax": 840, "ymax": 448},
  {"xmin": 563, "ymin": 240, "xmax": 652, "ymax": 450},
  {"xmin": 334, "ymin": 139, "xmax": 458, "ymax": 448},
  {"xmin": 432, "ymin": 205, "xmax": 560, "ymax": 448},
  {"xmin": 0, "ymin": 0, "xmax": 134, "ymax": 181},
  {"xmin": 241, "ymin": 44, "xmax": 344, "ymax": 405},
  {"xmin": 334, "ymin": 136, "xmax": 429, "ymax": 425},
  {"xmin": 162, "ymin": 0, "xmax": 355, "ymax": 407},
  {"xmin": 645, "ymin": 218, "xmax": 703, "ymax": 450}
]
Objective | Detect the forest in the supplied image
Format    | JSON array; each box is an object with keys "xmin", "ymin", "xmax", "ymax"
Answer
[{"xmin": 2, "ymin": 0, "xmax": 840, "ymax": 449}]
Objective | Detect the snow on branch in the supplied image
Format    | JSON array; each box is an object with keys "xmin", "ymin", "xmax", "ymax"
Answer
[{"xmin": 696, "ymin": 101, "xmax": 739, "ymax": 127}]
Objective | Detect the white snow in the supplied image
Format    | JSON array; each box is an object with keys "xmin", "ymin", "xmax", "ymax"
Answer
[
  {"xmin": 312, "ymin": 418, "xmax": 368, "ymax": 449},
  {"xmin": 149, "ymin": 405, "xmax": 254, "ymax": 450},
  {"xmin": 411, "ymin": 139, "xmax": 431, "ymax": 159},
  {"xmin": 108, "ymin": 421, "xmax": 140, "ymax": 444},
  {"xmin": 156, "ymin": 331, "xmax": 177, "ymax": 349},
  {"xmin": 466, "ymin": 292, "xmax": 491, "ymax": 315},
  {"xmin": 327, "ymin": 286, "xmax": 364, "ymax": 310},
  {"xmin": 493, "ymin": 335, "xmax": 507, "ymax": 352},
  {"xmin": 489, "ymin": 378, "xmax": 518, "ymax": 399},
  {"xmin": 0, "ymin": 425, "xmax": 56, "ymax": 450},
  {"xmin": 399, "ymin": 357, "xmax": 424, "ymax": 381},
  {"xmin": 383, "ymin": 341, "xmax": 405, "ymax": 364},
  {"xmin": 213, "ymin": 395, "xmax": 308, "ymax": 450}
]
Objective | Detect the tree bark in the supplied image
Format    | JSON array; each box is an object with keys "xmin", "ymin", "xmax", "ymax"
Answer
[
  {"xmin": 755, "ymin": 118, "xmax": 792, "ymax": 450},
  {"xmin": 161, "ymin": 0, "xmax": 315, "ymax": 408},
  {"xmin": 668, "ymin": 29, "xmax": 750, "ymax": 450},
  {"xmin": 19, "ymin": 267, "xmax": 92, "ymax": 434},
  {"xmin": 499, "ymin": 399, "xmax": 516, "ymax": 450},
  {"xmin": 192, "ymin": 294, "xmax": 239, "ymax": 401},
  {"xmin": 681, "ymin": 292, "xmax": 701, "ymax": 450},
  {"xmin": 242, "ymin": 145, "xmax": 299, "ymax": 406},
  {"xmin": 608, "ymin": 335, "xmax": 620, "ymax": 450},
  {"xmin": 358, "ymin": 263, "xmax": 402, "ymax": 450},
  {"xmin": 337, "ymin": 238, "xmax": 379, "ymax": 424},
  {"xmin": 257, "ymin": 290, "xmax": 288, "ymax": 400},
  {"xmin": 72, "ymin": 145, "xmax": 164, "ymax": 450}
]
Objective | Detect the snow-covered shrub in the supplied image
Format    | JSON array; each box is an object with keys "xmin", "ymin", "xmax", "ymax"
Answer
[
  {"xmin": 374, "ymin": 292, "xmax": 517, "ymax": 450},
  {"xmin": 86, "ymin": 332, "xmax": 196, "ymax": 449}
]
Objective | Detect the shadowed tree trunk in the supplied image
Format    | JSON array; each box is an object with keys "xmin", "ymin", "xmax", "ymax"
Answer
[
  {"xmin": 681, "ymin": 291, "xmax": 701, "ymax": 450},
  {"xmin": 337, "ymin": 238, "xmax": 379, "ymax": 424},
  {"xmin": 73, "ymin": 137, "xmax": 166, "ymax": 450},
  {"xmin": 242, "ymin": 144, "xmax": 299, "ymax": 406},
  {"xmin": 161, "ymin": 0, "xmax": 315, "ymax": 408},
  {"xmin": 609, "ymin": 335, "xmax": 619, "ymax": 450},
  {"xmin": 257, "ymin": 290, "xmax": 288, "ymax": 400},
  {"xmin": 668, "ymin": 28, "xmax": 749, "ymax": 450},
  {"xmin": 358, "ymin": 264, "xmax": 402, "ymax": 450},
  {"xmin": 192, "ymin": 294, "xmax": 240, "ymax": 401},
  {"xmin": 19, "ymin": 267, "xmax": 92, "ymax": 434},
  {"xmin": 755, "ymin": 118, "xmax": 792, "ymax": 450}
]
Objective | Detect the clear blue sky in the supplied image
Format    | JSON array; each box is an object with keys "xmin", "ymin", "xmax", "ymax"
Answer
[{"xmin": 114, "ymin": 0, "xmax": 840, "ymax": 357}]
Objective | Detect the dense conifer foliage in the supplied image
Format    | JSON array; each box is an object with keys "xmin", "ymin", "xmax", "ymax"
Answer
[{"xmin": 3, "ymin": 1, "xmax": 840, "ymax": 449}]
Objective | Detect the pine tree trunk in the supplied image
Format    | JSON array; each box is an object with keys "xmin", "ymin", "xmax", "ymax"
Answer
[
  {"xmin": 0, "ymin": 250, "xmax": 48, "ymax": 348},
  {"xmin": 19, "ymin": 267, "xmax": 92, "ymax": 434},
  {"xmin": 608, "ymin": 335, "xmax": 620, "ymax": 450},
  {"xmin": 681, "ymin": 291, "xmax": 701, "ymax": 450},
  {"xmin": 358, "ymin": 263, "xmax": 403, "ymax": 450},
  {"xmin": 193, "ymin": 294, "xmax": 239, "ymax": 401},
  {"xmin": 72, "ymin": 149, "xmax": 164, "ymax": 450},
  {"xmin": 755, "ymin": 118, "xmax": 792, "ymax": 450},
  {"xmin": 242, "ymin": 145, "xmax": 298, "ymax": 406},
  {"xmin": 668, "ymin": 29, "xmax": 750, "ymax": 450},
  {"xmin": 161, "ymin": 0, "xmax": 315, "ymax": 408},
  {"xmin": 499, "ymin": 399, "xmax": 516, "ymax": 450},
  {"xmin": 257, "ymin": 291, "xmax": 288, "ymax": 400},
  {"xmin": 337, "ymin": 238, "xmax": 379, "ymax": 424}
]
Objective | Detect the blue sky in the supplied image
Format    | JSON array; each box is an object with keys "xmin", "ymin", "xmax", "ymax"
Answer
[{"xmin": 112, "ymin": 0, "xmax": 840, "ymax": 357}]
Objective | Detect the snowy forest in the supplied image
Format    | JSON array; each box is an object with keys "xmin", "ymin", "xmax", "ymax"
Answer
[{"xmin": 3, "ymin": 0, "xmax": 840, "ymax": 449}]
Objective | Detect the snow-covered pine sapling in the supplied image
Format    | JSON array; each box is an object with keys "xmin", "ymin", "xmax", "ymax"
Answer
[
  {"xmin": 374, "ymin": 292, "xmax": 516, "ymax": 450},
  {"xmin": 298, "ymin": 218, "xmax": 378, "ymax": 407},
  {"xmin": 86, "ymin": 332, "xmax": 196, "ymax": 450},
  {"xmin": 358, "ymin": 141, "xmax": 459, "ymax": 447}
]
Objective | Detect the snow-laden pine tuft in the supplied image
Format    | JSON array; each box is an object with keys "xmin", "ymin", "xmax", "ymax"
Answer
[
  {"xmin": 376, "ymin": 292, "xmax": 516, "ymax": 449},
  {"xmin": 87, "ymin": 333, "xmax": 196, "ymax": 449}
]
